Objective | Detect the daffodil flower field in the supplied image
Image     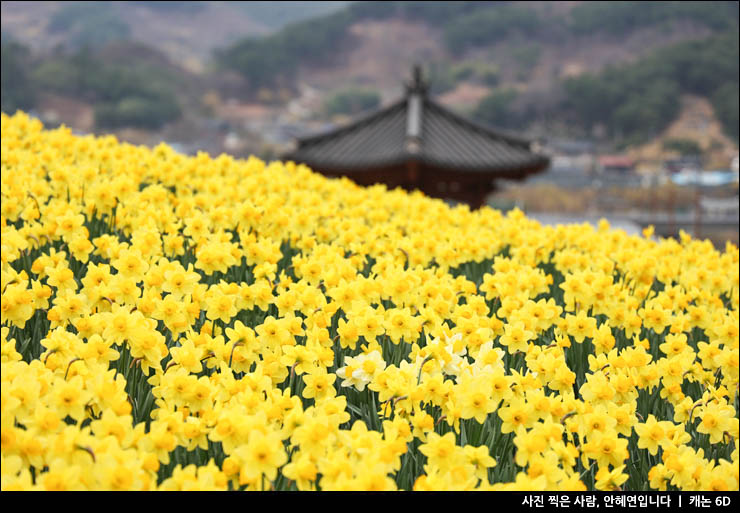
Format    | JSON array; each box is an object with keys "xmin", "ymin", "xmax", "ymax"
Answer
[{"xmin": 1, "ymin": 111, "xmax": 738, "ymax": 491}]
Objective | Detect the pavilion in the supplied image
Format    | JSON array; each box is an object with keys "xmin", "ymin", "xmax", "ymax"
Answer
[{"xmin": 284, "ymin": 66, "xmax": 550, "ymax": 208}]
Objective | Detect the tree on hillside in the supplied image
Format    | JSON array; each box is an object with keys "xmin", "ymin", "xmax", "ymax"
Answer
[
  {"xmin": 1, "ymin": 42, "xmax": 36, "ymax": 113},
  {"xmin": 473, "ymin": 89, "xmax": 521, "ymax": 130},
  {"xmin": 324, "ymin": 87, "xmax": 381, "ymax": 117},
  {"xmin": 563, "ymin": 30, "xmax": 739, "ymax": 144},
  {"xmin": 48, "ymin": 3, "xmax": 131, "ymax": 49}
]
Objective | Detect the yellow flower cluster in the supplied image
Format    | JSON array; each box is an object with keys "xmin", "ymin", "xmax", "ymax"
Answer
[{"xmin": 1, "ymin": 111, "xmax": 738, "ymax": 491}]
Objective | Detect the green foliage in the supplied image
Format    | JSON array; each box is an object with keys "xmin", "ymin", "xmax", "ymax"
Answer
[
  {"xmin": 663, "ymin": 138, "xmax": 703, "ymax": 156},
  {"xmin": 341, "ymin": 0, "xmax": 399, "ymax": 20},
  {"xmin": 48, "ymin": 2, "xmax": 131, "ymax": 48},
  {"xmin": 511, "ymin": 44, "xmax": 541, "ymax": 81},
  {"xmin": 569, "ymin": 1, "xmax": 739, "ymax": 35},
  {"xmin": 451, "ymin": 64, "xmax": 474, "ymax": 82},
  {"xmin": 30, "ymin": 48, "xmax": 181, "ymax": 130},
  {"xmin": 563, "ymin": 30, "xmax": 739, "ymax": 143},
  {"xmin": 1, "ymin": 42, "xmax": 36, "ymax": 113},
  {"xmin": 217, "ymin": 10, "xmax": 351, "ymax": 90},
  {"xmin": 654, "ymin": 31, "xmax": 740, "ymax": 97},
  {"xmin": 231, "ymin": 1, "xmax": 352, "ymax": 29},
  {"xmin": 217, "ymin": 1, "xmax": 501, "ymax": 90},
  {"xmin": 95, "ymin": 95, "xmax": 180, "ymax": 130},
  {"xmin": 347, "ymin": 1, "xmax": 493, "ymax": 26},
  {"xmin": 449, "ymin": 61, "xmax": 501, "ymax": 87},
  {"xmin": 443, "ymin": 5, "xmax": 542, "ymax": 54},
  {"xmin": 324, "ymin": 87, "xmax": 381, "ymax": 117},
  {"xmin": 426, "ymin": 62, "xmax": 457, "ymax": 96},
  {"xmin": 0, "ymin": 31, "xmax": 15, "ymax": 45},
  {"xmin": 712, "ymin": 83, "xmax": 740, "ymax": 143},
  {"xmin": 423, "ymin": 61, "xmax": 502, "ymax": 95},
  {"xmin": 124, "ymin": 1, "xmax": 207, "ymax": 13},
  {"xmin": 480, "ymin": 69, "xmax": 501, "ymax": 87},
  {"xmin": 31, "ymin": 49, "xmax": 96, "ymax": 98},
  {"xmin": 473, "ymin": 88, "xmax": 521, "ymax": 129},
  {"xmin": 217, "ymin": 0, "xmax": 737, "ymax": 99},
  {"xmin": 612, "ymin": 79, "xmax": 681, "ymax": 142},
  {"xmin": 511, "ymin": 44, "xmax": 541, "ymax": 72}
]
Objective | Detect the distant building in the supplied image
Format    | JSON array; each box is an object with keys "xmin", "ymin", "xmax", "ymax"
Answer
[
  {"xmin": 671, "ymin": 170, "xmax": 740, "ymax": 187},
  {"xmin": 546, "ymin": 138, "xmax": 595, "ymax": 156},
  {"xmin": 598, "ymin": 155, "xmax": 635, "ymax": 174},
  {"xmin": 700, "ymin": 196, "xmax": 739, "ymax": 218},
  {"xmin": 663, "ymin": 155, "xmax": 703, "ymax": 174},
  {"xmin": 284, "ymin": 66, "xmax": 549, "ymax": 208}
]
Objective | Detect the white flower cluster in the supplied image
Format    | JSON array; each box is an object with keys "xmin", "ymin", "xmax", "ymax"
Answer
[{"xmin": 336, "ymin": 350, "xmax": 386, "ymax": 391}]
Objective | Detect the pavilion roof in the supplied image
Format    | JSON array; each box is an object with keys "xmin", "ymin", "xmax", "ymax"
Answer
[{"xmin": 285, "ymin": 67, "xmax": 549, "ymax": 176}]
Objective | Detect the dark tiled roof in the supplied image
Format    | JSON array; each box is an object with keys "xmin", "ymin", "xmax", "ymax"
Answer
[
  {"xmin": 420, "ymin": 100, "xmax": 548, "ymax": 173},
  {"xmin": 285, "ymin": 88, "xmax": 549, "ymax": 175},
  {"xmin": 289, "ymin": 99, "xmax": 409, "ymax": 169}
]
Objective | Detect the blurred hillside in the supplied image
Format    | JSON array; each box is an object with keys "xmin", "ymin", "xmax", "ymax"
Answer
[
  {"xmin": 1, "ymin": 1, "xmax": 738, "ymax": 166},
  {"xmin": 0, "ymin": 1, "xmax": 351, "ymax": 72}
]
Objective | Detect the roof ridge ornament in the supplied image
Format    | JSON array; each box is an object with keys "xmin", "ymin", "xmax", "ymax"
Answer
[
  {"xmin": 405, "ymin": 64, "xmax": 428, "ymax": 96},
  {"xmin": 405, "ymin": 64, "xmax": 425, "ymax": 155}
]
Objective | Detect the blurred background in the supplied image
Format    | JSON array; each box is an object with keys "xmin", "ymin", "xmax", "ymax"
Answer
[{"xmin": 2, "ymin": 1, "xmax": 738, "ymax": 246}]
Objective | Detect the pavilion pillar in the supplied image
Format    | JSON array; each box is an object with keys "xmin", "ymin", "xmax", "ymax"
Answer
[{"xmin": 406, "ymin": 160, "xmax": 420, "ymax": 187}]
